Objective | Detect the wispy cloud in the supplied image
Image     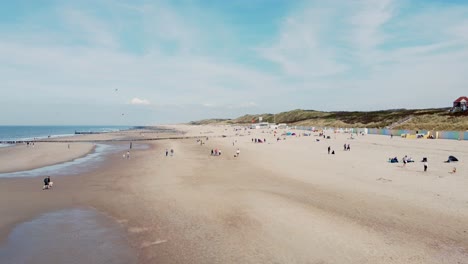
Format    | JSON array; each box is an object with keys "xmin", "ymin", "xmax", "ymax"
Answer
[
  {"xmin": 130, "ymin": 97, "xmax": 150, "ymax": 105},
  {"xmin": 1, "ymin": 0, "xmax": 468, "ymax": 125}
]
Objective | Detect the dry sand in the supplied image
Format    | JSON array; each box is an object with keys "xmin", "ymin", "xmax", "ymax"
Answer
[{"xmin": 0, "ymin": 125, "xmax": 467, "ymax": 263}]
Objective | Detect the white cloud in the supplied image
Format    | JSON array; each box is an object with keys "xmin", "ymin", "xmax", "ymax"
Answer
[
  {"xmin": 258, "ymin": 7, "xmax": 347, "ymax": 78},
  {"xmin": 130, "ymin": 98, "xmax": 150, "ymax": 105}
]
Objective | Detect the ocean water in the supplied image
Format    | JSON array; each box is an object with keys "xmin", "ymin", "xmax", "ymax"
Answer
[{"xmin": 0, "ymin": 125, "xmax": 132, "ymax": 142}]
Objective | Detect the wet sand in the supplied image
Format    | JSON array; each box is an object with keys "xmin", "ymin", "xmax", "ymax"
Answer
[
  {"xmin": 0, "ymin": 125, "xmax": 467, "ymax": 263},
  {"xmin": 0, "ymin": 142, "xmax": 95, "ymax": 173},
  {"xmin": 0, "ymin": 208, "xmax": 136, "ymax": 264}
]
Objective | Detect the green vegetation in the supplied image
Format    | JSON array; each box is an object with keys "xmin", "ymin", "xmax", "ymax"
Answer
[{"xmin": 190, "ymin": 108, "xmax": 468, "ymax": 130}]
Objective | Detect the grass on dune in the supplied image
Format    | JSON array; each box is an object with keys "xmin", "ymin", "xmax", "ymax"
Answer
[{"xmin": 190, "ymin": 108, "xmax": 468, "ymax": 131}]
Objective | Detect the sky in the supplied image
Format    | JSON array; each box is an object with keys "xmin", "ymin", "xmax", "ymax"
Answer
[{"xmin": 1, "ymin": 0, "xmax": 468, "ymax": 125}]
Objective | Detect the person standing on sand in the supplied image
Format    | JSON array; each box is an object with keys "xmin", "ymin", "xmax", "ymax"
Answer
[
  {"xmin": 170, "ymin": 149, "xmax": 174, "ymax": 156},
  {"xmin": 42, "ymin": 176, "xmax": 53, "ymax": 190},
  {"xmin": 43, "ymin": 177, "xmax": 49, "ymax": 190},
  {"xmin": 165, "ymin": 149, "xmax": 168, "ymax": 157},
  {"xmin": 130, "ymin": 142, "xmax": 132, "ymax": 149},
  {"xmin": 328, "ymin": 146, "xmax": 331, "ymax": 154},
  {"xmin": 126, "ymin": 151, "xmax": 130, "ymax": 159},
  {"xmin": 424, "ymin": 161, "xmax": 428, "ymax": 172},
  {"xmin": 236, "ymin": 148, "xmax": 240, "ymax": 157}
]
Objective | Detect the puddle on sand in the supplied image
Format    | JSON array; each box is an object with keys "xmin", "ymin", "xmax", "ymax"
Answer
[
  {"xmin": 0, "ymin": 143, "xmax": 150, "ymax": 178},
  {"xmin": 0, "ymin": 208, "xmax": 136, "ymax": 264}
]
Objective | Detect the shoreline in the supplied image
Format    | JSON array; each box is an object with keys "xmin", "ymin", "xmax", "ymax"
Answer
[
  {"xmin": 0, "ymin": 127, "xmax": 176, "ymax": 174},
  {"xmin": 0, "ymin": 142, "xmax": 96, "ymax": 174},
  {"xmin": 1, "ymin": 125, "xmax": 467, "ymax": 263}
]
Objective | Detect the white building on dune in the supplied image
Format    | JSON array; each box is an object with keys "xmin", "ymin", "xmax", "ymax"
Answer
[{"xmin": 251, "ymin": 122, "xmax": 270, "ymax": 129}]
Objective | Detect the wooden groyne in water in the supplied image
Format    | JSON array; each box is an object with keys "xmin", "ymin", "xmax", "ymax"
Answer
[{"xmin": 74, "ymin": 131, "xmax": 103, "ymax": 135}]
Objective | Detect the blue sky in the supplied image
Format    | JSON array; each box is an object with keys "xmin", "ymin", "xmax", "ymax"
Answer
[{"xmin": 1, "ymin": 0, "xmax": 468, "ymax": 125}]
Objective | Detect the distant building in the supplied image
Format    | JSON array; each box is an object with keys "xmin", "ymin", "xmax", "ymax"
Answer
[
  {"xmin": 452, "ymin": 96, "xmax": 468, "ymax": 112},
  {"xmin": 250, "ymin": 122, "xmax": 270, "ymax": 129}
]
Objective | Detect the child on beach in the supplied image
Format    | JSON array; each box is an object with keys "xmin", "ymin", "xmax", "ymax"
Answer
[{"xmin": 42, "ymin": 176, "xmax": 53, "ymax": 190}]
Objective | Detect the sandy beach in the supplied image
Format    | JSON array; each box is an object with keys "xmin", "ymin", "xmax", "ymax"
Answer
[
  {"xmin": 0, "ymin": 142, "xmax": 95, "ymax": 173},
  {"xmin": 0, "ymin": 125, "xmax": 467, "ymax": 263}
]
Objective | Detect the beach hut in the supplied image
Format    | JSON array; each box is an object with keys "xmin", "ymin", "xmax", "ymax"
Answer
[{"xmin": 452, "ymin": 96, "xmax": 468, "ymax": 112}]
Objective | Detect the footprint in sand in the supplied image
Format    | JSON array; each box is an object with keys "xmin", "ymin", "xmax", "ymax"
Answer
[
  {"xmin": 376, "ymin": 177, "xmax": 392, "ymax": 183},
  {"xmin": 141, "ymin": 240, "xmax": 167, "ymax": 248},
  {"xmin": 128, "ymin": 227, "xmax": 150, "ymax": 233}
]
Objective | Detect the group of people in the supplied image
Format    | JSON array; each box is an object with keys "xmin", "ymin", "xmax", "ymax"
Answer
[
  {"xmin": 402, "ymin": 155, "xmax": 415, "ymax": 165},
  {"xmin": 252, "ymin": 138, "xmax": 266, "ymax": 143},
  {"xmin": 165, "ymin": 149, "xmax": 174, "ymax": 156},
  {"xmin": 327, "ymin": 146, "xmax": 335, "ymax": 155},
  {"xmin": 389, "ymin": 156, "xmax": 428, "ymax": 171},
  {"xmin": 211, "ymin": 149, "xmax": 222, "ymax": 156}
]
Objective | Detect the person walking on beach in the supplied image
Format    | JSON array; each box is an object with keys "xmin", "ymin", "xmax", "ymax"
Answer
[
  {"xmin": 236, "ymin": 148, "xmax": 240, "ymax": 157},
  {"xmin": 43, "ymin": 177, "xmax": 50, "ymax": 190},
  {"xmin": 126, "ymin": 151, "xmax": 130, "ymax": 159},
  {"xmin": 344, "ymin": 144, "xmax": 347, "ymax": 151},
  {"xmin": 328, "ymin": 146, "xmax": 331, "ymax": 154},
  {"xmin": 347, "ymin": 144, "xmax": 350, "ymax": 151},
  {"xmin": 170, "ymin": 149, "xmax": 174, "ymax": 156},
  {"xmin": 130, "ymin": 142, "xmax": 132, "ymax": 149},
  {"xmin": 424, "ymin": 160, "xmax": 428, "ymax": 172},
  {"xmin": 165, "ymin": 149, "xmax": 168, "ymax": 157}
]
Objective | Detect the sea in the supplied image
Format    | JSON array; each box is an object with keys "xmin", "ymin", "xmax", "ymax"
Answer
[{"xmin": 0, "ymin": 125, "xmax": 132, "ymax": 145}]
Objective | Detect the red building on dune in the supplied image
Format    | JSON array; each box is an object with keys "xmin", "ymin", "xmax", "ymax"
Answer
[{"xmin": 453, "ymin": 96, "xmax": 468, "ymax": 112}]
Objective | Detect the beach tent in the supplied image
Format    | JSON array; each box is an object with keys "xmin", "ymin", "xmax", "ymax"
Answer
[{"xmin": 446, "ymin": 156, "xmax": 459, "ymax": 162}]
